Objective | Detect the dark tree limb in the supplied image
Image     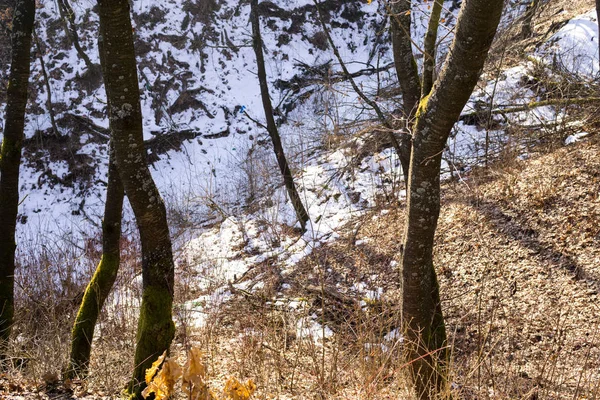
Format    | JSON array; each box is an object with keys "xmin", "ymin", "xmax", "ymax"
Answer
[
  {"xmin": 422, "ymin": 0, "xmax": 444, "ymax": 97},
  {"xmin": 251, "ymin": 0, "xmax": 310, "ymax": 231},
  {"xmin": 33, "ymin": 29, "xmax": 59, "ymax": 136},
  {"xmin": 314, "ymin": 0, "xmax": 410, "ymax": 182},
  {"xmin": 0, "ymin": 0, "xmax": 35, "ymax": 364},
  {"xmin": 388, "ymin": 0, "xmax": 422, "ymax": 182},
  {"xmin": 57, "ymin": 0, "xmax": 95, "ymax": 71}
]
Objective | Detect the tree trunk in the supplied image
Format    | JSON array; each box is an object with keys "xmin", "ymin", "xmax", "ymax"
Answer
[
  {"xmin": 251, "ymin": 0, "xmax": 310, "ymax": 231},
  {"xmin": 0, "ymin": 0, "xmax": 35, "ymax": 364},
  {"xmin": 422, "ymin": 0, "xmax": 443, "ymax": 97},
  {"xmin": 520, "ymin": 0, "xmax": 540, "ymax": 38},
  {"xmin": 66, "ymin": 143, "xmax": 124, "ymax": 379},
  {"xmin": 389, "ymin": 0, "xmax": 420, "ymax": 182},
  {"xmin": 400, "ymin": 0, "xmax": 505, "ymax": 398},
  {"xmin": 96, "ymin": 0, "xmax": 176, "ymax": 397},
  {"xmin": 390, "ymin": 0, "xmax": 421, "ymax": 117}
]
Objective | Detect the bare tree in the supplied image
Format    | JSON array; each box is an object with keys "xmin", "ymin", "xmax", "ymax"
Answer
[
  {"xmin": 250, "ymin": 0, "xmax": 310, "ymax": 231},
  {"xmin": 314, "ymin": 0, "xmax": 409, "ymax": 182},
  {"xmin": 395, "ymin": 0, "xmax": 505, "ymax": 398},
  {"xmin": 0, "ymin": 0, "xmax": 35, "ymax": 363},
  {"xmin": 96, "ymin": 0, "xmax": 176, "ymax": 397},
  {"xmin": 66, "ymin": 143, "xmax": 124, "ymax": 379},
  {"xmin": 57, "ymin": 0, "xmax": 95, "ymax": 71}
]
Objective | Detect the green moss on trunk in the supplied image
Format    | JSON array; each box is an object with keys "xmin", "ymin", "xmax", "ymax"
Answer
[
  {"xmin": 66, "ymin": 142, "xmax": 123, "ymax": 379},
  {"xmin": 0, "ymin": 0, "xmax": 35, "ymax": 363},
  {"xmin": 127, "ymin": 286, "xmax": 175, "ymax": 398},
  {"xmin": 66, "ymin": 254, "xmax": 120, "ymax": 378}
]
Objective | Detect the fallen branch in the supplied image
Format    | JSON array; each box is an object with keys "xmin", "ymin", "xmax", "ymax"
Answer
[{"xmin": 461, "ymin": 96, "xmax": 600, "ymax": 121}]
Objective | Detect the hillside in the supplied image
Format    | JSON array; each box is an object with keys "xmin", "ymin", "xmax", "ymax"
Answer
[
  {"xmin": 1, "ymin": 0, "xmax": 600, "ymax": 398},
  {"xmin": 2, "ymin": 128, "xmax": 598, "ymax": 400}
]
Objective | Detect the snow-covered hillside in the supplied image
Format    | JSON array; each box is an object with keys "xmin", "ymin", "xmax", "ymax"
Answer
[
  {"xmin": 0, "ymin": 0, "xmax": 458, "ymax": 247},
  {"xmin": 0, "ymin": 0, "xmax": 597, "ymax": 257}
]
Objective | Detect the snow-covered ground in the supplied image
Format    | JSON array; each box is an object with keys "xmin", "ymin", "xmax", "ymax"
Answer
[
  {"xmin": 175, "ymin": 5, "xmax": 600, "ymax": 333},
  {"xmin": 0, "ymin": 0, "xmax": 598, "ymax": 334},
  {"xmin": 540, "ymin": 9, "xmax": 600, "ymax": 77}
]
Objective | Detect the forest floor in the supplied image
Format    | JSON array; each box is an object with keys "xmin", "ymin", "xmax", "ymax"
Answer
[
  {"xmin": 190, "ymin": 135, "xmax": 600, "ymax": 399},
  {"xmin": 25, "ymin": 133, "xmax": 600, "ymax": 400},
  {"xmin": 1, "ymin": 133, "xmax": 599, "ymax": 400},
  {"xmin": 1, "ymin": 126, "xmax": 599, "ymax": 399}
]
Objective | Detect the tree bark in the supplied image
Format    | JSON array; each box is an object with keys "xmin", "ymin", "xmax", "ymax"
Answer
[
  {"xmin": 400, "ymin": 0, "xmax": 505, "ymax": 398},
  {"xmin": 251, "ymin": 0, "xmax": 310, "ymax": 231},
  {"xmin": 66, "ymin": 143, "xmax": 124, "ymax": 379},
  {"xmin": 422, "ymin": 0, "xmax": 443, "ymax": 97},
  {"xmin": 390, "ymin": 0, "xmax": 421, "ymax": 117},
  {"xmin": 389, "ymin": 0, "xmax": 420, "ymax": 182},
  {"xmin": 0, "ymin": 0, "xmax": 35, "ymax": 364},
  {"xmin": 96, "ymin": 0, "xmax": 176, "ymax": 397}
]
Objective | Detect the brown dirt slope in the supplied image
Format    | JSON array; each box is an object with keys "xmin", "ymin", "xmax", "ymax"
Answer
[
  {"xmin": 285, "ymin": 138, "xmax": 600, "ymax": 398},
  {"xmin": 191, "ymin": 138, "xmax": 599, "ymax": 399}
]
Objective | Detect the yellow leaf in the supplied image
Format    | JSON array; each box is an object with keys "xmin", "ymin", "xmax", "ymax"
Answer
[
  {"xmin": 183, "ymin": 347, "xmax": 206, "ymax": 387},
  {"xmin": 142, "ymin": 353, "xmax": 182, "ymax": 400},
  {"xmin": 162, "ymin": 358, "xmax": 182, "ymax": 393},
  {"xmin": 223, "ymin": 377, "xmax": 256, "ymax": 400},
  {"xmin": 183, "ymin": 347, "xmax": 215, "ymax": 400},
  {"xmin": 145, "ymin": 351, "xmax": 167, "ymax": 385}
]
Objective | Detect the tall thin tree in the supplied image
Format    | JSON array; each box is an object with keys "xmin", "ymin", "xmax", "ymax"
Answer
[
  {"xmin": 96, "ymin": 0, "xmax": 176, "ymax": 397},
  {"xmin": 250, "ymin": 0, "xmax": 310, "ymax": 231},
  {"xmin": 66, "ymin": 142, "xmax": 124, "ymax": 379},
  {"xmin": 0, "ymin": 0, "xmax": 35, "ymax": 364},
  {"xmin": 395, "ymin": 0, "xmax": 505, "ymax": 398}
]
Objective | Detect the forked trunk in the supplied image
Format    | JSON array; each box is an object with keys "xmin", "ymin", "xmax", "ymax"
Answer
[
  {"xmin": 401, "ymin": 0, "xmax": 505, "ymax": 398},
  {"xmin": 96, "ymin": 0, "xmax": 176, "ymax": 397},
  {"xmin": 0, "ymin": 0, "xmax": 35, "ymax": 363},
  {"xmin": 66, "ymin": 143, "xmax": 124, "ymax": 379}
]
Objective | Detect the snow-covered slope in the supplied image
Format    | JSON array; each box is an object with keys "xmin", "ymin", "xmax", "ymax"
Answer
[
  {"xmin": 0, "ymin": 0, "xmax": 597, "ymax": 255},
  {"xmin": 0, "ymin": 0, "xmax": 463, "ymax": 247}
]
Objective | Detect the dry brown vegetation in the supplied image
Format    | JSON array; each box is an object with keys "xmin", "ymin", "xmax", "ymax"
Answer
[
  {"xmin": 135, "ymin": 136, "xmax": 598, "ymax": 399},
  {"xmin": 2, "ymin": 121, "xmax": 599, "ymax": 400},
  {"xmin": 1, "ymin": 132, "xmax": 599, "ymax": 400},
  {"xmin": 2, "ymin": 0, "xmax": 600, "ymax": 398}
]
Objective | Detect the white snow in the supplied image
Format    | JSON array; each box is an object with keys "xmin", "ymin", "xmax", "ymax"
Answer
[
  {"xmin": 540, "ymin": 10, "xmax": 600, "ymax": 77},
  {"xmin": 1, "ymin": 0, "xmax": 599, "ymax": 336},
  {"xmin": 565, "ymin": 131, "xmax": 590, "ymax": 145}
]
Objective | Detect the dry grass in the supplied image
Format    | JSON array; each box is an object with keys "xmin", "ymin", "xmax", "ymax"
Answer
[
  {"xmin": 173, "ymin": 137, "xmax": 600, "ymax": 399},
  {"xmin": 2, "ymin": 141, "xmax": 599, "ymax": 399}
]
